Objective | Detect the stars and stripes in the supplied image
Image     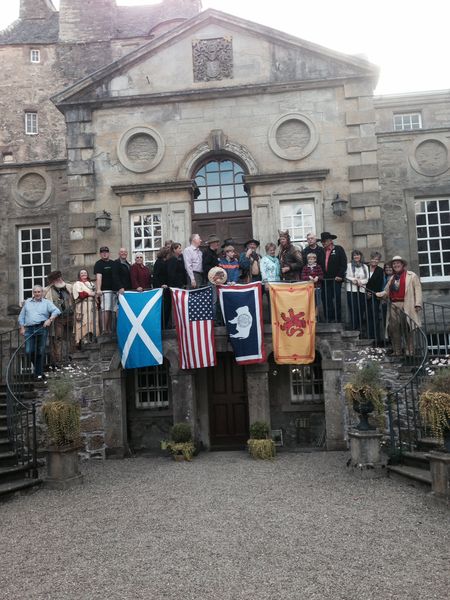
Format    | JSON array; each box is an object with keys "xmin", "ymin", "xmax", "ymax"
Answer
[{"xmin": 171, "ymin": 286, "xmax": 216, "ymax": 369}]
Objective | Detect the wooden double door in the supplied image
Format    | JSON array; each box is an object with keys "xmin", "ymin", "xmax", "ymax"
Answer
[
  {"xmin": 208, "ymin": 352, "xmax": 249, "ymax": 449},
  {"xmin": 192, "ymin": 215, "xmax": 252, "ymax": 253}
]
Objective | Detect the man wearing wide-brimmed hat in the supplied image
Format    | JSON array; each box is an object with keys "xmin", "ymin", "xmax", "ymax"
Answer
[
  {"xmin": 376, "ymin": 255, "xmax": 422, "ymax": 356},
  {"xmin": 239, "ymin": 238, "xmax": 262, "ymax": 283},
  {"xmin": 203, "ymin": 234, "xmax": 221, "ymax": 280},
  {"xmin": 320, "ymin": 231, "xmax": 347, "ymax": 322},
  {"xmin": 44, "ymin": 270, "xmax": 74, "ymax": 367}
]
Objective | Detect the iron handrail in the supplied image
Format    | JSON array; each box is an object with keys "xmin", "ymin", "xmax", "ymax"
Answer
[{"xmin": 5, "ymin": 327, "xmax": 42, "ymax": 478}]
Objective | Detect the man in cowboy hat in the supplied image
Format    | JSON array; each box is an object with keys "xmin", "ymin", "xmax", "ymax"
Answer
[
  {"xmin": 203, "ymin": 234, "xmax": 221, "ymax": 279},
  {"xmin": 320, "ymin": 231, "xmax": 347, "ymax": 322},
  {"xmin": 44, "ymin": 270, "xmax": 74, "ymax": 367},
  {"xmin": 376, "ymin": 256, "xmax": 422, "ymax": 357},
  {"xmin": 239, "ymin": 238, "xmax": 262, "ymax": 283}
]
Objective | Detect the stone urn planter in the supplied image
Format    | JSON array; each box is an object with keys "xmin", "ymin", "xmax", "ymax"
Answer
[
  {"xmin": 344, "ymin": 362, "xmax": 385, "ymax": 432},
  {"xmin": 352, "ymin": 397, "xmax": 376, "ymax": 431},
  {"xmin": 41, "ymin": 373, "xmax": 83, "ymax": 489},
  {"xmin": 46, "ymin": 445, "xmax": 83, "ymax": 490}
]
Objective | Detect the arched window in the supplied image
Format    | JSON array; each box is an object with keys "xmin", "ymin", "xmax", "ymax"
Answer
[{"xmin": 193, "ymin": 159, "xmax": 249, "ymax": 215}]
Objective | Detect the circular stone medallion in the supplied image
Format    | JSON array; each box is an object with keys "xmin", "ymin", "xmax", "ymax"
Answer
[
  {"xmin": 268, "ymin": 113, "xmax": 319, "ymax": 160},
  {"xmin": 117, "ymin": 126, "xmax": 165, "ymax": 173},
  {"xmin": 409, "ymin": 138, "xmax": 449, "ymax": 176},
  {"xmin": 13, "ymin": 170, "xmax": 52, "ymax": 208}
]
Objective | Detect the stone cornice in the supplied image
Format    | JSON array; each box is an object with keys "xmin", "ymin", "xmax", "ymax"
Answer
[
  {"xmin": 244, "ymin": 170, "xmax": 330, "ymax": 185},
  {"xmin": 54, "ymin": 77, "xmax": 368, "ymax": 112},
  {"xmin": 112, "ymin": 179, "xmax": 196, "ymax": 196},
  {"xmin": 374, "ymin": 89, "xmax": 450, "ymax": 108},
  {"xmin": 0, "ymin": 158, "xmax": 66, "ymax": 171},
  {"xmin": 376, "ymin": 126, "xmax": 450, "ymax": 140}
]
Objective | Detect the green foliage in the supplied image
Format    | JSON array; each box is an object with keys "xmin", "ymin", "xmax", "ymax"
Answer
[
  {"xmin": 424, "ymin": 367, "xmax": 450, "ymax": 394},
  {"xmin": 249, "ymin": 421, "xmax": 270, "ymax": 440},
  {"xmin": 171, "ymin": 422, "xmax": 192, "ymax": 443},
  {"xmin": 344, "ymin": 361, "xmax": 385, "ymax": 415},
  {"xmin": 247, "ymin": 439, "xmax": 276, "ymax": 460},
  {"xmin": 419, "ymin": 390, "xmax": 450, "ymax": 444},
  {"xmin": 162, "ymin": 441, "xmax": 195, "ymax": 461},
  {"xmin": 46, "ymin": 375, "xmax": 74, "ymax": 402},
  {"xmin": 42, "ymin": 399, "xmax": 81, "ymax": 447},
  {"xmin": 42, "ymin": 372, "xmax": 81, "ymax": 447}
]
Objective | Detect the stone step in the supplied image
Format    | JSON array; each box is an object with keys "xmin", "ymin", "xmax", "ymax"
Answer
[
  {"xmin": 401, "ymin": 451, "xmax": 430, "ymax": 470},
  {"xmin": 0, "ymin": 464, "xmax": 34, "ymax": 483},
  {"xmin": 0, "ymin": 478, "xmax": 42, "ymax": 500},
  {"xmin": 388, "ymin": 464, "xmax": 432, "ymax": 488},
  {"xmin": 0, "ymin": 450, "xmax": 18, "ymax": 468},
  {"xmin": 417, "ymin": 437, "xmax": 442, "ymax": 452}
]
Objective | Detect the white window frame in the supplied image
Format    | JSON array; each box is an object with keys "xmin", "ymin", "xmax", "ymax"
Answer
[
  {"xmin": 415, "ymin": 197, "xmax": 450, "ymax": 282},
  {"xmin": 30, "ymin": 49, "xmax": 40, "ymax": 63},
  {"xmin": 135, "ymin": 364, "xmax": 170, "ymax": 410},
  {"xmin": 130, "ymin": 210, "xmax": 163, "ymax": 265},
  {"xmin": 393, "ymin": 113, "xmax": 422, "ymax": 131},
  {"xmin": 18, "ymin": 225, "xmax": 52, "ymax": 301},
  {"xmin": 279, "ymin": 199, "xmax": 316, "ymax": 247},
  {"xmin": 25, "ymin": 112, "xmax": 38, "ymax": 135}
]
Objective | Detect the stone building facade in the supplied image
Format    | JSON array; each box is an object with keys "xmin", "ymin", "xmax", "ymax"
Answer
[{"xmin": 1, "ymin": 0, "xmax": 449, "ymax": 456}]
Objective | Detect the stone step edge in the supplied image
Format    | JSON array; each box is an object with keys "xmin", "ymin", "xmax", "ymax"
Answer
[
  {"xmin": 0, "ymin": 478, "xmax": 42, "ymax": 498},
  {"xmin": 388, "ymin": 464, "xmax": 432, "ymax": 485}
]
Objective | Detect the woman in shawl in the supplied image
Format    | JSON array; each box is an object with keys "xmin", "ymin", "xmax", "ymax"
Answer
[
  {"xmin": 72, "ymin": 268, "xmax": 99, "ymax": 345},
  {"xmin": 278, "ymin": 230, "xmax": 303, "ymax": 281}
]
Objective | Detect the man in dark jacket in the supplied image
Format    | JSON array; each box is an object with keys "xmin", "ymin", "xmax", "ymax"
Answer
[
  {"xmin": 320, "ymin": 231, "xmax": 347, "ymax": 322},
  {"xmin": 302, "ymin": 232, "xmax": 325, "ymax": 270},
  {"xmin": 203, "ymin": 234, "xmax": 220, "ymax": 278},
  {"xmin": 112, "ymin": 247, "xmax": 132, "ymax": 294}
]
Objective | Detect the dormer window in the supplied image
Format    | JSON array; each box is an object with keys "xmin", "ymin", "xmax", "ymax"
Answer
[{"xmin": 30, "ymin": 49, "xmax": 40, "ymax": 63}]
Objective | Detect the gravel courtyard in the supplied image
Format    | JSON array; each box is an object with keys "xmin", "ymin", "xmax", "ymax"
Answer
[{"xmin": 1, "ymin": 451, "xmax": 448, "ymax": 600}]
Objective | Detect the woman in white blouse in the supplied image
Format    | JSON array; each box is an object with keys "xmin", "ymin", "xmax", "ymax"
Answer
[{"xmin": 345, "ymin": 250, "xmax": 369, "ymax": 331}]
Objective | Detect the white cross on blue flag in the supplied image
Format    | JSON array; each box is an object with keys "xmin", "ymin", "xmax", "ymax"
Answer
[{"xmin": 117, "ymin": 290, "xmax": 163, "ymax": 369}]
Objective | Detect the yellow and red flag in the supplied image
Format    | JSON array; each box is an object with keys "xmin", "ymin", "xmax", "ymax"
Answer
[{"xmin": 269, "ymin": 282, "xmax": 316, "ymax": 364}]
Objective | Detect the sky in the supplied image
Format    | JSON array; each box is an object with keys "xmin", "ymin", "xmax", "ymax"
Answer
[{"xmin": 0, "ymin": 0, "xmax": 448, "ymax": 95}]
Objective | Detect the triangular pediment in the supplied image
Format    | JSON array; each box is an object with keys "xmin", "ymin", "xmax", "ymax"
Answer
[{"xmin": 52, "ymin": 9, "xmax": 378, "ymax": 107}]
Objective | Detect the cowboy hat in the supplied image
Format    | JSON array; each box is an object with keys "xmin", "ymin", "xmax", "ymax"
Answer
[
  {"xmin": 244, "ymin": 238, "xmax": 260, "ymax": 248},
  {"xmin": 206, "ymin": 234, "xmax": 220, "ymax": 244},
  {"xmin": 47, "ymin": 270, "xmax": 63, "ymax": 283},
  {"xmin": 221, "ymin": 238, "xmax": 235, "ymax": 248},
  {"xmin": 320, "ymin": 231, "xmax": 337, "ymax": 242},
  {"xmin": 390, "ymin": 255, "xmax": 408, "ymax": 266}
]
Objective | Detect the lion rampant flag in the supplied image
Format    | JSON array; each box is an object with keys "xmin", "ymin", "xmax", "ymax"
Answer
[{"xmin": 269, "ymin": 282, "xmax": 316, "ymax": 364}]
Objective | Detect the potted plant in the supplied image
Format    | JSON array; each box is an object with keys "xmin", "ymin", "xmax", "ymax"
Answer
[
  {"xmin": 419, "ymin": 367, "xmax": 450, "ymax": 450},
  {"xmin": 344, "ymin": 361, "xmax": 385, "ymax": 431},
  {"xmin": 247, "ymin": 421, "xmax": 276, "ymax": 459},
  {"xmin": 41, "ymin": 373, "xmax": 83, "ymax": 488},
  {"xmin": 161, "ymin": 422, "xmax": 195, "ymax": 461}
]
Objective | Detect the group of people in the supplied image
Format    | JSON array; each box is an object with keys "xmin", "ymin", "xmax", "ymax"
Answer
[{"xmin": 17, "ymin": 231, "xmax": 423, "ymax": 378}]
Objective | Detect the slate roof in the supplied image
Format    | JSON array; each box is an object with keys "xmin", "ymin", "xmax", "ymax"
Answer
[
  {"xmin": 114, "ymin": 6, "xmax": 168, "ymax": 38},
  {"xmin": 0, "ymin": 13, "xmax": 59, "ymax": 45},
  {"xmin": 0, "ymin": 2, "xmax": 199, "ymax": 45}
]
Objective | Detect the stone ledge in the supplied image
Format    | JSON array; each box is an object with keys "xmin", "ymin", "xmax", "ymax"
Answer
[{"xmin": 346, "ymin": 137, "xmax": 378, "ymax": 154}]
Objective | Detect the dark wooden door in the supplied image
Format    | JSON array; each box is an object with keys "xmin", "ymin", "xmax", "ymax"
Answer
[
  {"xmin": 192, "ymin": 216, "xmax": 253, "ymax": 254},
  {"xmin": 208, "ymin": 352, "xmax": 249, "ymax": 449}
]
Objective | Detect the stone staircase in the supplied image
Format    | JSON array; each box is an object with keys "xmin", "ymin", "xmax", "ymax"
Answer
[{"xmin": 0, "ymin": 384, "xmax": 42, "ymax": 500}]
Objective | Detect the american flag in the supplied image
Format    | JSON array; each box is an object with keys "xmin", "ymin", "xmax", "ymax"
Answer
[{"xmin": 171, "ymin": 287, "xmax": 216, "ymax": 369}]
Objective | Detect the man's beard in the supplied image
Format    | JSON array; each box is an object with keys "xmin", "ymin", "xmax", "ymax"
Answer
[{"xmin": 53, "ymin": 281, "xmax": 66, "ymax": 289}]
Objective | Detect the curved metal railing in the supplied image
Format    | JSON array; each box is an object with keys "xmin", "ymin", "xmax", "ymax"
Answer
[{"xmin": 5, "ymin": 328, "xmax": 41, "ymax": 479}]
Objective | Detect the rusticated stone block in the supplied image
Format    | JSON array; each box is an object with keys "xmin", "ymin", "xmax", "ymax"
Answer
[
  {"xmin": 352, "ymin": 219, "xmax": 383, "ymax": 236},
  {"xmin": 65, "ymin": 108, "xmax": 92, "ymax": 123},
  {"xmin": 67, "ymin": 160, "xmax": 94, "ymax": 176},
  {"xmin": 350, "ymin": 192, "xmax": 380, "ymax": 208},
  {"xmin": 346, "ymin": 110, "xmax": 376, "ymax": 126},
  {"xmin": 70, "ymin": 239, "xmax": 97, "ymax": 255},
  {"xmin": 348, "ymin": 164, "xmax": 378, "ymax": 180},
  {"xmin": 344, "ymin": 81, "xmax": 374, "ymax": 98},
  {"xmin": 67, "ymin": 134, "xmax": 95, "ymax": 149},
  {"xmin": 68, "ymin": 213, "xmax": 96, "ymax": 228},
  {"xmin": 346, "ymin": 137, "xmax": 377, "ymax": 154}
]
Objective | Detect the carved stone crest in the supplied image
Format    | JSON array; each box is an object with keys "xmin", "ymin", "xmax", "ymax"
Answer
[{"xmin": 192, "ymin": 37, "xmax": 233, "ymax": 82}]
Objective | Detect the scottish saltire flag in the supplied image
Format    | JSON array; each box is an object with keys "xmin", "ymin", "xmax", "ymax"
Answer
[
  {"xmin": 218, "ymin": 282, "xmax": 266, "ymax": 365},
  {"xmin": 269, "ymin": 282, "xmax": 316, "ymax": 365},
  {"xmin": 171, "ymin": 286, "xmax": 216, "ymax": 369},
  {"xmin": 117, "ymin": 290, "xmax": 163, "ymax": 369}
]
